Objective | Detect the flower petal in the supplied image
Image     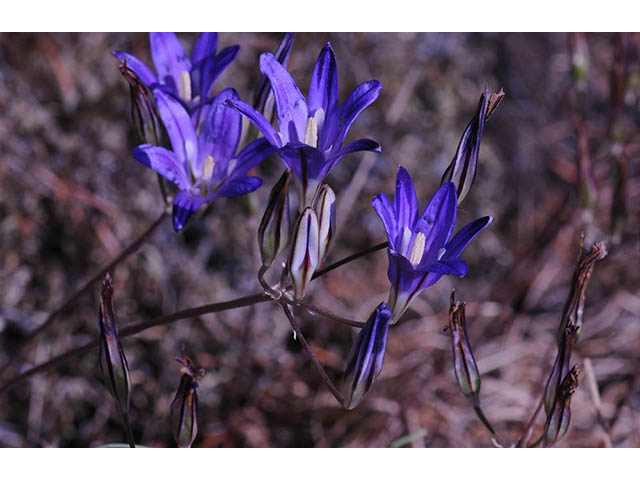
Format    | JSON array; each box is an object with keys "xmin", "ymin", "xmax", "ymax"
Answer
[
  {"xmin": 191, "ymin": 32, "xmax": 218, "ymax": 65},
  {"xmin": 308, "ymin": 43, "xmax": 338, "ymax": 117},
  {"xmin": 329, "ymin": 80, "xmax": 382, "ymax": 151},
  {"xmin": 443, "ymin": 216, "xmax": 493, "ymax": 260},
  {"xmin": 253, "ymin": 33, "xmax": 295, "ymax": 117},
  {"xmin": 278, "ymin": 143, "xmax": 327, "ymax": 182},
  {"xmin": 415, "ymin": 182, "xmax": 457, "ymax": 264},
  {"xmin": 155, "ymin": 91, "xmax": 198, "ymax": 167},
  {"xmin": 225, "ymin": 98, "xmax": 282, "ymax": 148},
  {"xmin": 233, "ymin": 138, "xmax": 276, "ymax": 177},
  {"xmin": 150, "ymin": 33, "xmax": 191, "ymax": 92},
  {"xmin": 215, "ymin": 176, "xmax": 262, "ymax": 198},
  {"xmin": 394, "ymin": 166, "xmax": 418, "ymax": 232},
  {"xmin": 200, "ymin": 45, "xmax": 240, "ymax": 98},
  {"xmin": 172, "ymin": 191, "xmax": 205, "ymax": 232},
  {"xmin": 259, "ymin": 52, "xmax": 308, "ymax": 143},
  {"xmin": 132, "ymin": 144, "xmax": 190, "ymax": 191},
  {"xmin": 199, "ymin": 89, "xmax": 241, "ymax": 174},
  {"xmin": 371, "ymin": 193, "xmax": 397, "ymax": 248},
  {"xmin": 422, "ymin": 258, "xmax": 469, "ymax": 276},
  {"xmin": 112, "ymin": 51, "xmax": 157, "ymax": 86}
]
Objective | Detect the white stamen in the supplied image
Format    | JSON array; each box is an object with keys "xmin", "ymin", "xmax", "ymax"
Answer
[
  {"xmin": 408, "ymin": 232, "xmax": 426, "ymax": 266},
  {"xmin": 305, "ymin": 116, "xmax": 318, "ymax": 148},
  {"xmin": 399, "ymin": 227, "xmax": 413, "ymax": 256},
  {"xmin": 184, "ymin": 140, "xmax": 196, "ymax": 162},
  {"xmin": 179, "ymin": 71, "xmax": 192, "ymax": 102},
  {"xmin": 437, "ymin": 247, "xmax": 447, "ymax": 261},
  {"xmin": 203, "ymin": 155, "xmax": 215, "ymax": 181},
  {"xmin": 313, "ymin": 108, "xmax": 325, "ymax": 131}
]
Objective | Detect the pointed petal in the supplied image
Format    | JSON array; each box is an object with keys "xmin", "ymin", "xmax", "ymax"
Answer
[
  {"xmin": 233, "ymin": 138, "xmax": 276, "ymax": 177},
  {"xmin": 422, "ymin": 259, "xmax": 469, "ymax": 276},
  {"xmin": 278, "ymin": 143, "xmax": 327, "ymax": 182},
  {"xmin": 172, "ymin": 191, "xmax": 205, "ymax": 232},
  {"xmin": 259, "ymin": 52, "xmax": 308, "ymax": 143},
  {"xmin": 329, "ymin": 80, "xmax": 382, "ymax": 150},
  {"xmin": 443, "ymin": 216, "xmax": 493, "ymax": 260},
  {"xmin": 371, "ymin": 193, "xmax": 397, "ymax": 248},
  {"xmin": 112, "ymin": 51, "xmax": 157, "ymax": 86},
  {"xmin": 215, "ymin": 176, "xmax": 262, "ymax": 198},
  {"xmin": 253, "ymin": 33, "xmax": 295, "ymax": 116},
  {"xmin": 199, "ymin": 89, "xmax": 241, "ymax": 173},
  {"xmin": 155, "ymin": 91, "xmax": 198, "ymax": 167},
  {"xmin": 150, "ymin": 33, "xmax": 191, "ymax": 92},
  {"xmin": 308, "ymin": 43, "xmax": 338, "ymax": 117},
  {"xmin": 394, "ymin": 166, "xmax": 418, "ymax": 232},
  {"xmin": 191, "ymin": 32, "xmax": 218, "ymax": 64},
  {"xmin": 336, "ymin": 138, "xmax": 381, "ymax": 156},
  {"xmin": 201, "ymin": 45, "xmax": 240, "ymax": 98},
  {"xmin": 132, "ymin": 144, "xmax": 190, "ymax": 191},
  {"xmin": 225, "ymin": 98, "xmax": 282, "ymax": 148},
  {"xmin": 415, "ymin": 182, "xmax": 457, "ymax": 263}
]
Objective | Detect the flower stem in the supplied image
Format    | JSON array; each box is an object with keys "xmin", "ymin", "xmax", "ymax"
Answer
[
  {"xmin": 0, "ymin": 209, "xmax": 169, "ymax": 378},
  {"xmin": 312, "ymin": 241, "xmax": 388, "ymax": 280},
  {"xmin": 122, "ymin": 412, "xmax": 136, "ymax": 448},
  {"xmin": 278, "ymin": 301, "xmax": 344, "ymax": 406},
  {"xmin": 286, "ymin": 299, "xmax": 365, "ymax": 328},
  {"xmin": 0, "ymin": 292, "xmax": 269, "ymax": 395}
]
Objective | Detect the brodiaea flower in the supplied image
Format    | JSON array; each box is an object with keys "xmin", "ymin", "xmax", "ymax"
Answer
[
  {"xmin": 133, "ymin": 89, "xmax": 274, "ymax": 231},
  {"xmin": 227, "ymin": 42, "xmax": 382, "ymax": 204},
  {"xmin": 113, "ymin": 33, "xmax": 239, "ymax": 129},
  {"xmin": 372, "ymin": 166, "xmax": 492, "ymax": 321}
]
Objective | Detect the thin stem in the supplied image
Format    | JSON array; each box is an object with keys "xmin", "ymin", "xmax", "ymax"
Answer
[
  {"xmin": 278, "ymin": 301, "xmax": 344, "ymax": 406},
  {"xmin": 472, "ymin": 396, "xmax": 507, "ymax": 447},
  {"xmin": 0, "ymin": 292, "xmax": 269, "ymax": 395},
  {"xmin": 312, "ymin": 241, "xmax": 388, "ymax": 280},
  {"xmin": 0, "ymin": 209, "xmax": 169, "ymax": 378},
  {"xmin": 121, "ymin": 412, "xmax": 136, "ymax": 448},
  {"xmin": 517, "ymin": 394, "xmax": 545, "ymax": 447},
  {"xmin": 287, "ymin": 299, "xmax": 365, "ymax": 328}
]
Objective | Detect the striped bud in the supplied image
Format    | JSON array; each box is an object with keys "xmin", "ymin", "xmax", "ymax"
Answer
[
  {"xmin": 258, "ymin": 170, "xmax": 291, "ymax": 268},
  {"xmin": 288, "ymin": 207, "xmax": 319, "ymax": 300},
  {"xmin": 343, "ymin": 302, "xmax": 391, "ymax": 410},
  {"xmin": 544, "ymin": 326, "xmax": 576, "ymax": 415},
  {"xmin": 448, "ymin": 292, "xmax": 481, "ymax": 398},
  {"xmin": 171, "ymin": 353, "xmax": 205, "ymax": 448},
  {"xmin": 98, "ymin": 273, "xmax": 131, "ymax": 416},
  {"xmin": 441, "ymin": 87, "xmax": 504, "ymax": 204},
  {"xmin": 314, "ymin": 184, "xmax": 336, "ymax": 264},
  {"xmin": 543, "ymin": 365, "xmax": 580, "ymax": 447}
]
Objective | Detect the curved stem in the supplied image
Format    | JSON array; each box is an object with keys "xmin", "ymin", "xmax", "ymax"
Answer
[
  {"xmin": 279, "ymin": 301, "xmax": 344, "ymax": 406},
  {"xmin": 122, "ymin": 412, "xmax": 136, "ymax": 448},
  {"xmin": 312, "ymin": 241, "xmax": 388, "ymax": 280},
  {"xmin": 0, "ymin": 209, "xmax": 169, "ymax": 378},
  {"xmin": 0, "ymin": 292, "xmax": 269, "ymax": 395},
  {"xmin": 286, "ymin": 299, "xmax": 365, "ymax": 328},
  {"xmin": 517, "ymin": 394, "xmax": 545, "ymax": 447}
]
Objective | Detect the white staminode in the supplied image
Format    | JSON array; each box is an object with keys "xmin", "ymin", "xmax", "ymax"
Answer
[
  {"xmin": 179, "ymin": 71, "xmax": 192, "ymax": 102},
  {"xmin": 408, "ymin": 232, "xmax": 426, "ymax": 266},
  {"xmin": 305, "ymin": 116, "xmax": 318, "ymax": 148},
  {"xmin": 203, "ymin": 155, "xmax": 215, "ymax": 182}
]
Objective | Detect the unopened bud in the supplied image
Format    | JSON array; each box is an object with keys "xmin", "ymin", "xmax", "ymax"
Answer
[
  {"xmin": 288, "ymin": 207, "xmax": 319, "ymax": 300},
  {"xmin": 98, "ymin": 273, "xmax": 131, "ymax": 416},
  {"xmin": 343, "ymin": 302, "xmax": 391, "ymax": 410},
  {"xmin": 258, "ymin": 170, "xmax": 291, "ymax": 268},
  {"xmin": 118, "ymin": 60, "xmax": 162, "ymax": 145},
  {"xmin": 448, "ymin": 291, "xmax": 481, "ymax": 398},
  {"xmin": 170, "ymin": 352, "xmax": 205, "ymax": 448},
  {"xmin": 314, "ymin": 184, "xmax": 336, "ymax": 264},
  {"xmin": 441, "ymin": 87, "xmax": 504, "ymax": 204},
  {"xmin": 544, "ymin": 326, "xmax": 577, "ymax": 415},
  {"xmin": 543, "ymin": 365, "xmax": 580, "ymax": 447}
]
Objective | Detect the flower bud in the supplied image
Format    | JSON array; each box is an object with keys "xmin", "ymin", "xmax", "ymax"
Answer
[
  {"xmin": 448, "ymin": 292, "xmax": 481, "ymax": 398},
  {"xmin": 171, "ymin": 353, "xmax": 205, "ymax": 448},
  {"xmin": 258, "ymin": 170, "xmax": 291, "ymax": 268},
  {"xmin": 118, "ymin": 60, "xmax": 162, "ymax": 145},
  {"xmin": 440, "ymin": 87, "xmax": 504, "ymax": 205},
  {"xmin": 343, "ymin": 302, "xmax": 391, "ymax": 410},
  {"xmin": 288, "ymin": 207, "xmax": 319, "ymax": 300},
  {"xmin": 98, "ymin": 273, "xmax": 131, "ymax": 416},
  {"xmin": 252, "ymin": 33, "xmax": 295, "ymax": 125},
  {"xmin": 544, "ymin": 326, "xmax": 576, "ymax": 415},
  {"xmin": 543, "ymin": 365, "xmax": 579, "ymax": 447},
  {"xmin": 314, "ymin": 184, "xmax": 336, "ymax": 265}
]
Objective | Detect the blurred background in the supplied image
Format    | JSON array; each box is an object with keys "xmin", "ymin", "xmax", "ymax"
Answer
[{"xmin": 0, "ymin": 32, "xmax": 638, "ymax": 447}]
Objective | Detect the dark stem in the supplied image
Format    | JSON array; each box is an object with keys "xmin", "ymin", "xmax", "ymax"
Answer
[
  {"xmin": 288, "ymin": 299, "xmax": 365, "ymax": 328},
  {"xmin": 121, "ymin": 412, "xmax": 136, "ymax": 448},
  {"xmin": 0, "ymin": 292, "xmax": 269, "ymax": 395},
  {"xmin": 0, "ymin": 209, "xmax": 168, "ymax": 378},
  {"xmin": 471, "ymin": 396, "xmax": 507, "ymax": 447},
  {"xmin": 517, "ymin": 395, "xmax": 545, "ymax": 447},
  {"xmin": 312, "ymin": 241, "xmax": 388, "ymax": 279},
  {"xmin": 278, "ymin": 301, "xmax": 344, "ymax": 406}
]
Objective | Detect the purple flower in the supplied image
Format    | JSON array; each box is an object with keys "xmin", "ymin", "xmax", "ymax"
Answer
[
  {"xmin": 133, "ymin": 89, "xmax": 274, "ymax": 231},
  {"xmin": 227, "ymin": 42, "xmax": 382, "ymax": 204},
  {"xmin": 113, "ymin": 33, "xmax": 239, "ymax": 129},
  {"xmin": 372, "ymin": 166, "xmax": 493, "ymax": 321}
]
